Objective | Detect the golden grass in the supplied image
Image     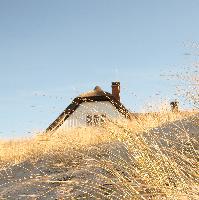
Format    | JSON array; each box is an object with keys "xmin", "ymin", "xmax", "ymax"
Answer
[
  {"xmin": 0, "ymin": 111, "xmax": 194, "ymax": 168},
  {"xmin": 0, "ymin": 111, "xmax": 198, "ymax": 199}
]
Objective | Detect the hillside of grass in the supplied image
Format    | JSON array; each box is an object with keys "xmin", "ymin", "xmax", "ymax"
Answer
[{"xmin": 0, "ymin": 111, "xmax": 198, "ymax": 199}]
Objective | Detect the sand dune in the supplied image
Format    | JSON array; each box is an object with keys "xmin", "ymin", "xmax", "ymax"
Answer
[{"xmin": 0, "ymin": 113, "xmax": 198, "ymax": 199}]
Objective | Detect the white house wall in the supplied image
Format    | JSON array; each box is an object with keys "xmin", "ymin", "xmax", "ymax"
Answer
[{"xmin": 57, "ymin": 101, "xmax": 124, "ymax": 131}]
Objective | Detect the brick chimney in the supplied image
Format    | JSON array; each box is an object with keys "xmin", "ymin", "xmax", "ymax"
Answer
[{"xmin": 112, "ymin": 82, "xmax": 120, "ymax": 101}]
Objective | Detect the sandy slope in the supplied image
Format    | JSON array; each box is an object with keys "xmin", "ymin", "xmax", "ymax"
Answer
[
  {"xmin": 144, "ymin": 114, "xmax": 199, "ymax": 156},
  {"xmin": 0, "ymin": 114, "xmax": 198, "ymax": 199},
  {"xmin": 0, "ymin": 142, "xmax": 133, "ymax": 200}
]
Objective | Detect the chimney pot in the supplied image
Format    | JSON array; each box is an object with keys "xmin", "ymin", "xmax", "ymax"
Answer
[{"xmin": 112, "ymin": 82, "xmax": 120, "ymax": 101}]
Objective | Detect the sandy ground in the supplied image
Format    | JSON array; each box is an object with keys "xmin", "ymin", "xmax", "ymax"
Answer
[
  {"xmin": 0, "ymin": 114, "xmax": 198, "ymax": 200},
  {"xmin": 0, "ymin": 142, "xmax": 135, "ymax": 200}
]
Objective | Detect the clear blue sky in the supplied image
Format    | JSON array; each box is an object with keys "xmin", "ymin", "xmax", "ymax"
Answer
[{"xmin": 0, "ymin": 0, "xmax": 198, "ymax": 139}]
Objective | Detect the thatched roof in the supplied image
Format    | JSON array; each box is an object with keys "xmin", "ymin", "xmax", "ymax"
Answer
[
  {"xmin": 46, "ymin": 86, "xmax": 130, "ymax": 132},
  {"xmin": 79, "ymin": 86, "xmax": 112, "ymax": 97}
]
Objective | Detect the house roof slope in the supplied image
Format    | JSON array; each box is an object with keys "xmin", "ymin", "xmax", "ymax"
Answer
[
  {"xmin": 78, "ymin": 86, "xmax": 112, "ymax": 97},
  {"xmin": 46, "ymin": 86, "xmax": 130, "ymax": 132}
]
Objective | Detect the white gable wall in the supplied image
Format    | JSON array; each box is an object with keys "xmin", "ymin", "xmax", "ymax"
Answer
[{"xmin": 57, "ymin": 101, "xmax": 124, "ymax": 131}]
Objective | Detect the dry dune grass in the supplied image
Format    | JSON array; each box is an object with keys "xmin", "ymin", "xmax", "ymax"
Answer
[
  {"xmin": 0, "ymin": 111, "xmax": 195, "ymax": 168},
  {"xmin": 0, "ymin": 111, "xmax": 198, "ymax": 199}
]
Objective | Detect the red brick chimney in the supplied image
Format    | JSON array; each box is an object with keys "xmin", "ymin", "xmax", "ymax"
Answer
[{"xmin": 112, "ymin": 82, "xmax": 120, "ymax": 101}]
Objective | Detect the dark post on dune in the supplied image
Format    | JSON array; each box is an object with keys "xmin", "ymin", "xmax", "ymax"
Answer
[{"xmin": 170, "ymin": 101, "xmax": 179, "ymax": 113}]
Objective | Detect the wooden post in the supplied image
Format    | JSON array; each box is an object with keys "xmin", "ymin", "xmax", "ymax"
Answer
[{"xmin": 170, "ymin": 101, "xmax": 179, "ymax": 112}]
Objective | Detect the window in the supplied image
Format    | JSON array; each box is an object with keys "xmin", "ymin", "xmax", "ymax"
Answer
[
  {"xmin": 93, "ymin": 114, "xmax": 100, "ymax": 125},
  {"xmin": 86, "ymin": 114, "xmax": 106, "ymax": 126},
  {"xmin": 86, "ymin": 115, "xmax": 92, "ymax": 126},
  {"xmin": 101, "ymin": 114, "xmax": 106, "ymax": 124}
]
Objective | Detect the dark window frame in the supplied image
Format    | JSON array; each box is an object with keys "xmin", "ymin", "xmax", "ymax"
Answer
[{"xmin": 86, "ymin": 114, "xmax": 107, "ymax": 126}]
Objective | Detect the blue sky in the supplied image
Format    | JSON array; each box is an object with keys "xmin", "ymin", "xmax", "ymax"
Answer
[{"xmin": 0, "ymin": 0, "xmax": 198, "ymax": 139}]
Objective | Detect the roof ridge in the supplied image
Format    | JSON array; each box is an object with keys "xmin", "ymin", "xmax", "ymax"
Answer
[{"xmin": 78, "ymin": 86, "xmax": 112, "ymax": 98}]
